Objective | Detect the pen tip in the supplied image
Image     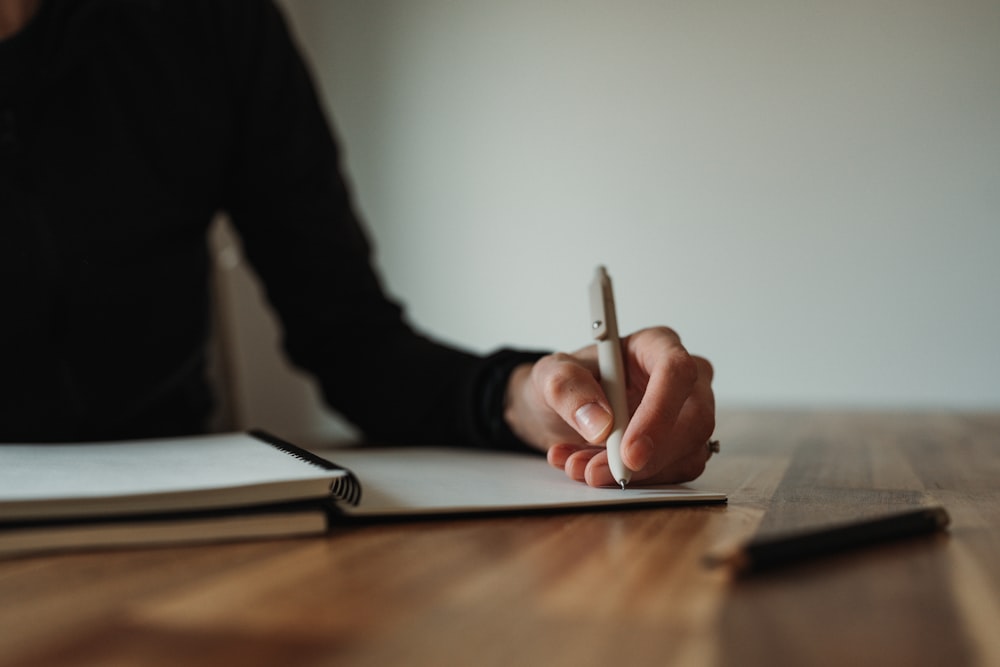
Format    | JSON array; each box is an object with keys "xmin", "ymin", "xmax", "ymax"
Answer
[{"xmin": 618, "ymin": 479, "xmax": 627, "ymax": 490}]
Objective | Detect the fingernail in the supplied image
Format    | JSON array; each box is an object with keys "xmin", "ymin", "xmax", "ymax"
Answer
[
  {"xmin": 626, "ymin": 434, "xmax": 655, "ymax": 470},
  {"xmin": 574, "ymin": 402, "xmax": 612, "ymax": 442}
]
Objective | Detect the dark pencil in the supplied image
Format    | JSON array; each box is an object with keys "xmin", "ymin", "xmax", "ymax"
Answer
[{"xmin": 706, "ymin": 506, "xmax": 950, "ymax": 576}]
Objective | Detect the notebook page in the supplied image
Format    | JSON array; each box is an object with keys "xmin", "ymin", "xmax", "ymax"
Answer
[
  {"xmin": 325, "ymin": 446, "xmax": 726, "ymax": 516},
  {"xmin": 0, "ymin": 433, "xmax": 348, "ymax": 519}
]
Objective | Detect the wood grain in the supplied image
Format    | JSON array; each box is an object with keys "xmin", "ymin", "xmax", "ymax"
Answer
[{"xmin": 1, "ymin": 409, "xmax": 998, "ymax": 667}]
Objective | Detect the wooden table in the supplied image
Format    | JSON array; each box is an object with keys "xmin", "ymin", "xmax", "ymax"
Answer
[{"xmin": 2, "ymin": 409, "xmax": 998, "ymax": 667}]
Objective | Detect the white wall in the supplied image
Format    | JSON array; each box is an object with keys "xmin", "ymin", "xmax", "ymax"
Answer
[{"xmin": 256, "ymin": 0, "xmax": 999, "ymax": 423}]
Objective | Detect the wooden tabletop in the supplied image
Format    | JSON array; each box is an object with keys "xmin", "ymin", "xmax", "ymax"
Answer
[{"xmin": 2, "ymin": 409, "xmax": 998, "ymax": 667}]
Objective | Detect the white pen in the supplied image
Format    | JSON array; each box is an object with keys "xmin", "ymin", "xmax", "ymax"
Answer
[{"xmin": 589, "ymin": 265, "xmax": 631, "ymax": 489}]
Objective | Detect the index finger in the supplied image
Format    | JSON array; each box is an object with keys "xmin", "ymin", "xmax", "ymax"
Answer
[{"xmin": 620, "ymin": 327, "xmax": 700, "ymax": 469}]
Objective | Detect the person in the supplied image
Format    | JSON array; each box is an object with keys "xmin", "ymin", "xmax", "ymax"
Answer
[{"xmin": 0, "ymin": 0, "xmax": 716, "ymax": 488}]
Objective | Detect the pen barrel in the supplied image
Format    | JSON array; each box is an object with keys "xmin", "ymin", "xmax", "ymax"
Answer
[
  {"xmin": 597, "ymin": 337, "xmax": 630, "ymax": 484},
  {"xmin": 742, "ymin": 507, "xmax": 950, "ymax": 573}
]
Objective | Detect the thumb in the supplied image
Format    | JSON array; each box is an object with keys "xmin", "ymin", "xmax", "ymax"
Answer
[{"xmin": 532, "ymin": 353, "xmax": 613, "ymax": 444}]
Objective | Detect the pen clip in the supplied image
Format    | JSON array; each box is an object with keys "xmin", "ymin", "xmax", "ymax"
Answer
[{"xmin": 589, "ymin": 265, "xmax": 615, "ymax": 342}]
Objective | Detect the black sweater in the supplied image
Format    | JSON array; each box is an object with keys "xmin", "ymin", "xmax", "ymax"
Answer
[{"xmin": 0, "ymin": 0, "xmax": 541, "ymax": 445}]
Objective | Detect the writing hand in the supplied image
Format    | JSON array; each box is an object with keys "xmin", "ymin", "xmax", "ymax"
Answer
[{"xmin": 504, "ymin": 326, "xmax": 715, "ymax": 487}]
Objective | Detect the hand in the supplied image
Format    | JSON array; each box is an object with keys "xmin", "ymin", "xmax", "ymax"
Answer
[{"xmin": 504, "ymin": 326, "xmax": 715, "ymax": 487}]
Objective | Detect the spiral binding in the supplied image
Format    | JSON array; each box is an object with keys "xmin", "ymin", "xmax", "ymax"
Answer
[
  {"xmin": 329, "ymin": 474, "xmax": 362, "ymax": 507},
  {"xmin": 249, "ymin": 429, "xmax": 362, "ymax": 506}
]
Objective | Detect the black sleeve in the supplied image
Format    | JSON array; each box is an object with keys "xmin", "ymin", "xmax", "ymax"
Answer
[{"xmin": 214, "ymin": 0, "xmax": 546, "ymax": 449}]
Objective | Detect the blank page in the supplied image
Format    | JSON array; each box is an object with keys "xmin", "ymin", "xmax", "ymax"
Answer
[
  {"xmin": 0, "ymin": 433, "xmax": 348, "ymax": 519},
  {"xmin": 326, "ymin": 446, "xmax": 726, "ymax": 516}
]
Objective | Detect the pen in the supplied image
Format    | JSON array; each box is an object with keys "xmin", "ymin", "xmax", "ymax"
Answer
[
  {"xmin": 706, "ymin": 506, "xmax": 951, "ymax": 576},
  {"xmin": 589, "ymin": 265, "xmax": 631, "ymax": 489}
]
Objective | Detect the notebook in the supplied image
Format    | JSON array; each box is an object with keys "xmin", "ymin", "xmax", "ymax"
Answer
[
  {"xmin": 328, "ymin": 446, "xmax": 726, "ymax": 517},
  {"xmin": 0, "ymin": 431, "xmax": 725, "ymax": 556}
]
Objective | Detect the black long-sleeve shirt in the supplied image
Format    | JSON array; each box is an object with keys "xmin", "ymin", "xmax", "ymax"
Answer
[{"xmin": 0, "ymin": 0, "xmax": 541, "ymax": 445}]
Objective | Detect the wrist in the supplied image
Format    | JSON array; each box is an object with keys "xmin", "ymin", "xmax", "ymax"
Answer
[
  {"xmin": 502, "ymin": 362, "xmax": 545, "ymax": 452},
  {"xmin": 476, "ymin": 348, "xmax": 548, "ymax": 452}
]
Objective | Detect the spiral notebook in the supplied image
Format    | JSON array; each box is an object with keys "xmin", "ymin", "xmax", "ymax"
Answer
[{"xmin": 0, "ymin": 431, "xmax": 724, "ymax": 557}]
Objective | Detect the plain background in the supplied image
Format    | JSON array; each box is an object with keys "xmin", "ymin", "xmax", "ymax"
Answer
[{"xmin": 214, "ymin": 0, "xmax": 1000, "ymax": 443}]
